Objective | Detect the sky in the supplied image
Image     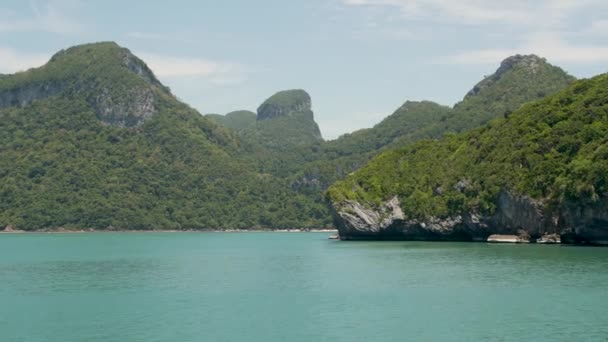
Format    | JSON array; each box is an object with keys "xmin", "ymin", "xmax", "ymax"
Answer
[{"xmin": 1, "ymin": 0, "xmax": 607, "ymax": 139}]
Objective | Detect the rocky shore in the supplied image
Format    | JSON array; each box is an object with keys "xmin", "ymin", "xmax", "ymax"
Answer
[
  {"xmin": 0, "ymin": 225, "xmax": 337, "ymax": 234},
  {"xmin": 330, "ymin": 190, "xmax": 608, "ymax": 245}
]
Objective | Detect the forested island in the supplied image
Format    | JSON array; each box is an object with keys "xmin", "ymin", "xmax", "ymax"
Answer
[{"xmin": 0, "ymin": 42, "xmax": 606, "ymax": 244}]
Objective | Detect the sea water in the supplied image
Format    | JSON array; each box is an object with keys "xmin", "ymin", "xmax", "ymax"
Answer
[{"xmin": 1, "ymin": 232, "xmax": 607, "ymax": 341}]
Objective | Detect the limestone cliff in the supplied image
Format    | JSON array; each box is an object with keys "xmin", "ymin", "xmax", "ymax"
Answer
[
  {"xmin": 252, "ymin": 89, "xmax": 323, "ymax": 149},
  {"xmin": 257, "ymin": 89, "xmax": 313, "ymax": 121},
  {"xmin": 0, "ymin": 42, "xmax": 168, "ymax": 128},
  {"xmin": 331, "ymin": 191, "xmax": 608, "ymax": 244},
  {"xmin": 328, "ymin": 73, "xmax": 608, "ymax": 245}
]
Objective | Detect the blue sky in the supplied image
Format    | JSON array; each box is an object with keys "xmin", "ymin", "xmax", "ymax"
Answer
[{"xmin": 1, "ymin": 0, "xmax": 607, "ymax": 139}]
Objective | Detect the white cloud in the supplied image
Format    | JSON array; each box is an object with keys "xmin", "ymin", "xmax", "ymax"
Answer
[
  {"xmin": 0, "ymin": 46, "xmax": 251, "ymax": 87},
  {"xmin": 125, "ymin": 32, "xmax": 198, "ymax": 44},
  {"xmin": 342, "ymin": 0, "xmax": 601, "ymax": 26},
  {"xmin": 0, "ymin": 0, "xmax": 82, "ymax": 34},
  {"xmin": 0, "ymin": 46, "xmax": 49, "ymax": 73},
  {"xmin": 343, "ymin": 0, "xmax": 608, "ymax": 65},
  {"xmin": 579, "ymin": 19, "xmax": 608, "ymax": 37},
  {"xmin": 138, "ymin": 53, "xmax": 251, "ymax": 86},
  {"xmin": 436, "ymin": 32, "xmax": 608, "ymax": 65},
  {"xmin": 319, "ymin": 110, "xmax": 388, "ymax": 140}
]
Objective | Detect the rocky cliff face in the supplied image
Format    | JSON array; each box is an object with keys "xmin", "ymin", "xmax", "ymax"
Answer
[
  {"xmin": 90, "ymin": 85, "xmax": 156, "ymax": 128},
  {"xmin": 331, "ymin": 191, "xmax": 608, "ymax": 244},
  {"xmin": 252, "ymin": 89, "xmax": 323, "ymax": 147},
  {"xmin": 0, "ymin": 82, "xmax": 63, "ymax": 109},
  {"xmin": 0, "ymin": 81, "xmax": 156, "ymax": 128},
  {"xmin": 332, "ymin": 196, "xmax": 489, "ymax": 241},
  {"xmin": 0, "ymin": 42, "xmax": 166, "ymax": 128},
  {"xmin": 561, "ymin": 200, "xmax": 608, "ymax": 244},
  {"xmin": 257, "ymin": 89, "xmax": 312, "ymax": 120},
  {"xmin": 465, "ymin": 55, "xmax": 547, "ymax": 97}
]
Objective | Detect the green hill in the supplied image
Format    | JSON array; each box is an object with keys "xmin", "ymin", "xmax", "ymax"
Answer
[
  {"xmin": 327, "ymin": 74, "xmax": 608, "ymax": 244},
  {"xmin": 0, "ymin": 42, "xmax": 580, "ymax": 231},
  {"xmin": 206, "ymin": 110, "xmax": 256, "ymax": 131},
  {"xmin": 205, "ymin": 54, "xmax": 576, "ymax": 232},
  {"xmin": 294, "ymin": 55, "xmax": 574, "ymax": 192},
  {"xmin": 208, "ymin": 89, "xmax": 323, "ymax": 151},
  {"xmin": 445, "ymin": 54, "xmax": 577, "ymax": 132},
  {"xmin": 0, "ymin": 42, "xmax": 329, "ymax": 230}
]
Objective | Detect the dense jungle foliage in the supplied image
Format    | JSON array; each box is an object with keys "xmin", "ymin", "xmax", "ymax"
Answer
[
  {"xmin": 327, "ymin": 74, "xmax": 608, "ymax": 221},
  {"xmin": 0, "ymin": 43, "xmax": 578, "ymax": 230}
]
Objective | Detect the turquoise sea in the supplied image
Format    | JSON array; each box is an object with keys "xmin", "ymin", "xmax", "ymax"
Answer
[{"xmin": 1, "ymin": 232, "xmax": 607, "ymax": 342}]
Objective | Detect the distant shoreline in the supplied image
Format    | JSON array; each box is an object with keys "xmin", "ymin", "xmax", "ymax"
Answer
[{"xmin": 0, "ymin": 228, "xmax": 338, "ymax": 234}]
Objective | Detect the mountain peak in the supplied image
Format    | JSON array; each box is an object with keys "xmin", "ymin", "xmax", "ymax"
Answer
[
  {"xmin": 48, "ymin": 41, "xmax": 164, "ymax": 89},
  {"xmin": 257, "ymin": 89, "xmax": 311, "ymax": 120},
  {"xmin": 206, "ymin": 110, "xmax": 257, "ymax": 131},
  {"xmin": 0, "ymin": 42, "xmax": 170, "ymax": 128},
  {"xmin": 495, "ymin": 54, "xmax": 546, "ymax": 77},
  {"xmin": 465, "ymin": 54, "xmax": 573, "ymax": 98}
]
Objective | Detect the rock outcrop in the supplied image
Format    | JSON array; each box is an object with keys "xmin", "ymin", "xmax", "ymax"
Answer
[
  {"xmin": 257, "ymin": 89, "xmax": 312, "ymax": 120},
  {"xmin": 536, "ymin": 233, "xmax": 561, "ymax": 244},
  {"xmin": 0, "ymin": 42, "xmax": 167, "ymax": 128},
  {"xmin": 0, "ymin": 82, "xmax": 63, "ymax": 109},
  {"xmin": 252, "ymin": 89, "xmax": 323, "ymax": 148},
  {"xmin": 465, "ymin": 55, "xmax": 547, "ymax": 97},
  {"xmin": 331, "ymin": 190, "xmax": 608, "ymax": 245},
  {"xmin": 487, "ymin": 234, "xmax": 530, "ymax": 243},
  {"xmin": 332, "ymin": 196, "xmax": 491, "ymax": 241},
  {"xmin": 91, "ymin": 85, "xmax": 156, "ymax": 128},
  {"xmin": 561, "ymin": 200, "xmax": 608, "ymax": 244}
]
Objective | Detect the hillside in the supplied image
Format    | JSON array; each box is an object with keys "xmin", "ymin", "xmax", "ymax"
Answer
[
  {"xmin": 293, "ymin": 55, "xmax": 575, "ymax": 191},
  {"xmin": 327, "ymin": 74, "xmax": 608, "ymax": 244},
  {"xmin": 0, "ymin": 42, "xmax": 330, "ymax": 230},
  {"xmin": 0, "ymin": 42, "xmax": 579, "ymax": 231},
  {"xmin": 208, "ymin": 89, "xmax": 323, "ymax": 151},
  {"xmin": 206, "ymin": 110, "xmax": 256, "ymax": 131}
]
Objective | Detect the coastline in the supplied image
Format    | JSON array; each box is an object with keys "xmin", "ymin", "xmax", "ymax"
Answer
[{"xmin": 0, "ymin": 228, "xmax": 338, "ymax": 234}]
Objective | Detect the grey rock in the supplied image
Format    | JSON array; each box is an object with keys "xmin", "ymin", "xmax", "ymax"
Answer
[
  {"xmin": 0, "ymin": 46, "xmax": 163, "ymax": 128},
  {"xmin": 536, "ymin": 233, "xmax": 561, "ymax": 244},
  {"xmin": 454, "ymin": 179, "xmax": 472, "ymax": 192},
  {"xmin": 121, "ymin": 50, "xmax": 165, "ymax": 89},
  {"xmin": 466, "ymin": 55, "xmax": 546, "ymax": 97},
  {"xmin": 332, "ymin": 196, "xmax": 490, "ymax": 240},
  {"xmin": 331, "ymin": 188, "xmax": 608, "ymax": 245},
  {"xmin": 491, "ymin": 190, "xmax": 546, "ymax": 237},
  {"xmin": 0, "ymin": 82, "xmax": 62, "ymax": 109},
  {"xmin": 257, "ymin": 89, "xmax": 312, "ymax": 121},
  {"xmin": 487, "ymin": 234, "xmax": 530, "ymax": 243},
  {"xmin": 561, "ymin": 200, "xmax": 608, "ymax": 244},
  {"xmin": 92, "ymin": 85, "xmax": 156, "ymax": 128}
]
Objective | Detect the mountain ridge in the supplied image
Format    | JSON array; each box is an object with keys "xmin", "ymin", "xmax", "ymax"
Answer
[
  {"xmin": 0, "ymin": 41, "xmax": 582, "ymax": 230},
  {"xmin": 0, "ymin": 42, "xmax": 330, "ymax": 230},
  {"xmin": 0, "ymin": 42, "xmax": 173, "ymax": 128},
  {"xmin": 327, "ymin": 73, "xmax": 608, "ymax": 244}
]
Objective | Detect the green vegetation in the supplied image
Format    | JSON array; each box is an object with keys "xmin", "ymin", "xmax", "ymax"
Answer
[
  {"xmin": 205, "ymin": 110, "xmax": 256, "ymax": 131},
  {"xmin": 327, "ymin": 74, "xmax": 608, "ymax": 221},
  {"xmin": 0, "ymin": 42, "xmax": 171, "ymax": 127},
  {"xmin": 0, "ymin": 43, "xmax": 330, "ymax": 230},
  {"xmin": 0, "ymin": 43, "xmax": 580, "ymax": 230},
  {"xmin": 294, "ymin": 101, "xmax": 454, "ymax": 190},
  {"xmin": 0, "ymin": 42, "xmax": 160, "ymax": 92},
  {"xmin": 207, "ymin": 90, "xmax": 323, "ymax": 151},
  {"xmin": 256, "ymin": 89, "xmax": 312, "ymax": 119},
  {"xmin": 446, "ymin": 55, "xmax": 576, "ymax": 132},
  {"xmin": 293, "ymin": 57, "xmax": 574, "ymax": 192},
  {"xmin": 201, "ymin": 54, "xmax": 575, "ymax": 229}
]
